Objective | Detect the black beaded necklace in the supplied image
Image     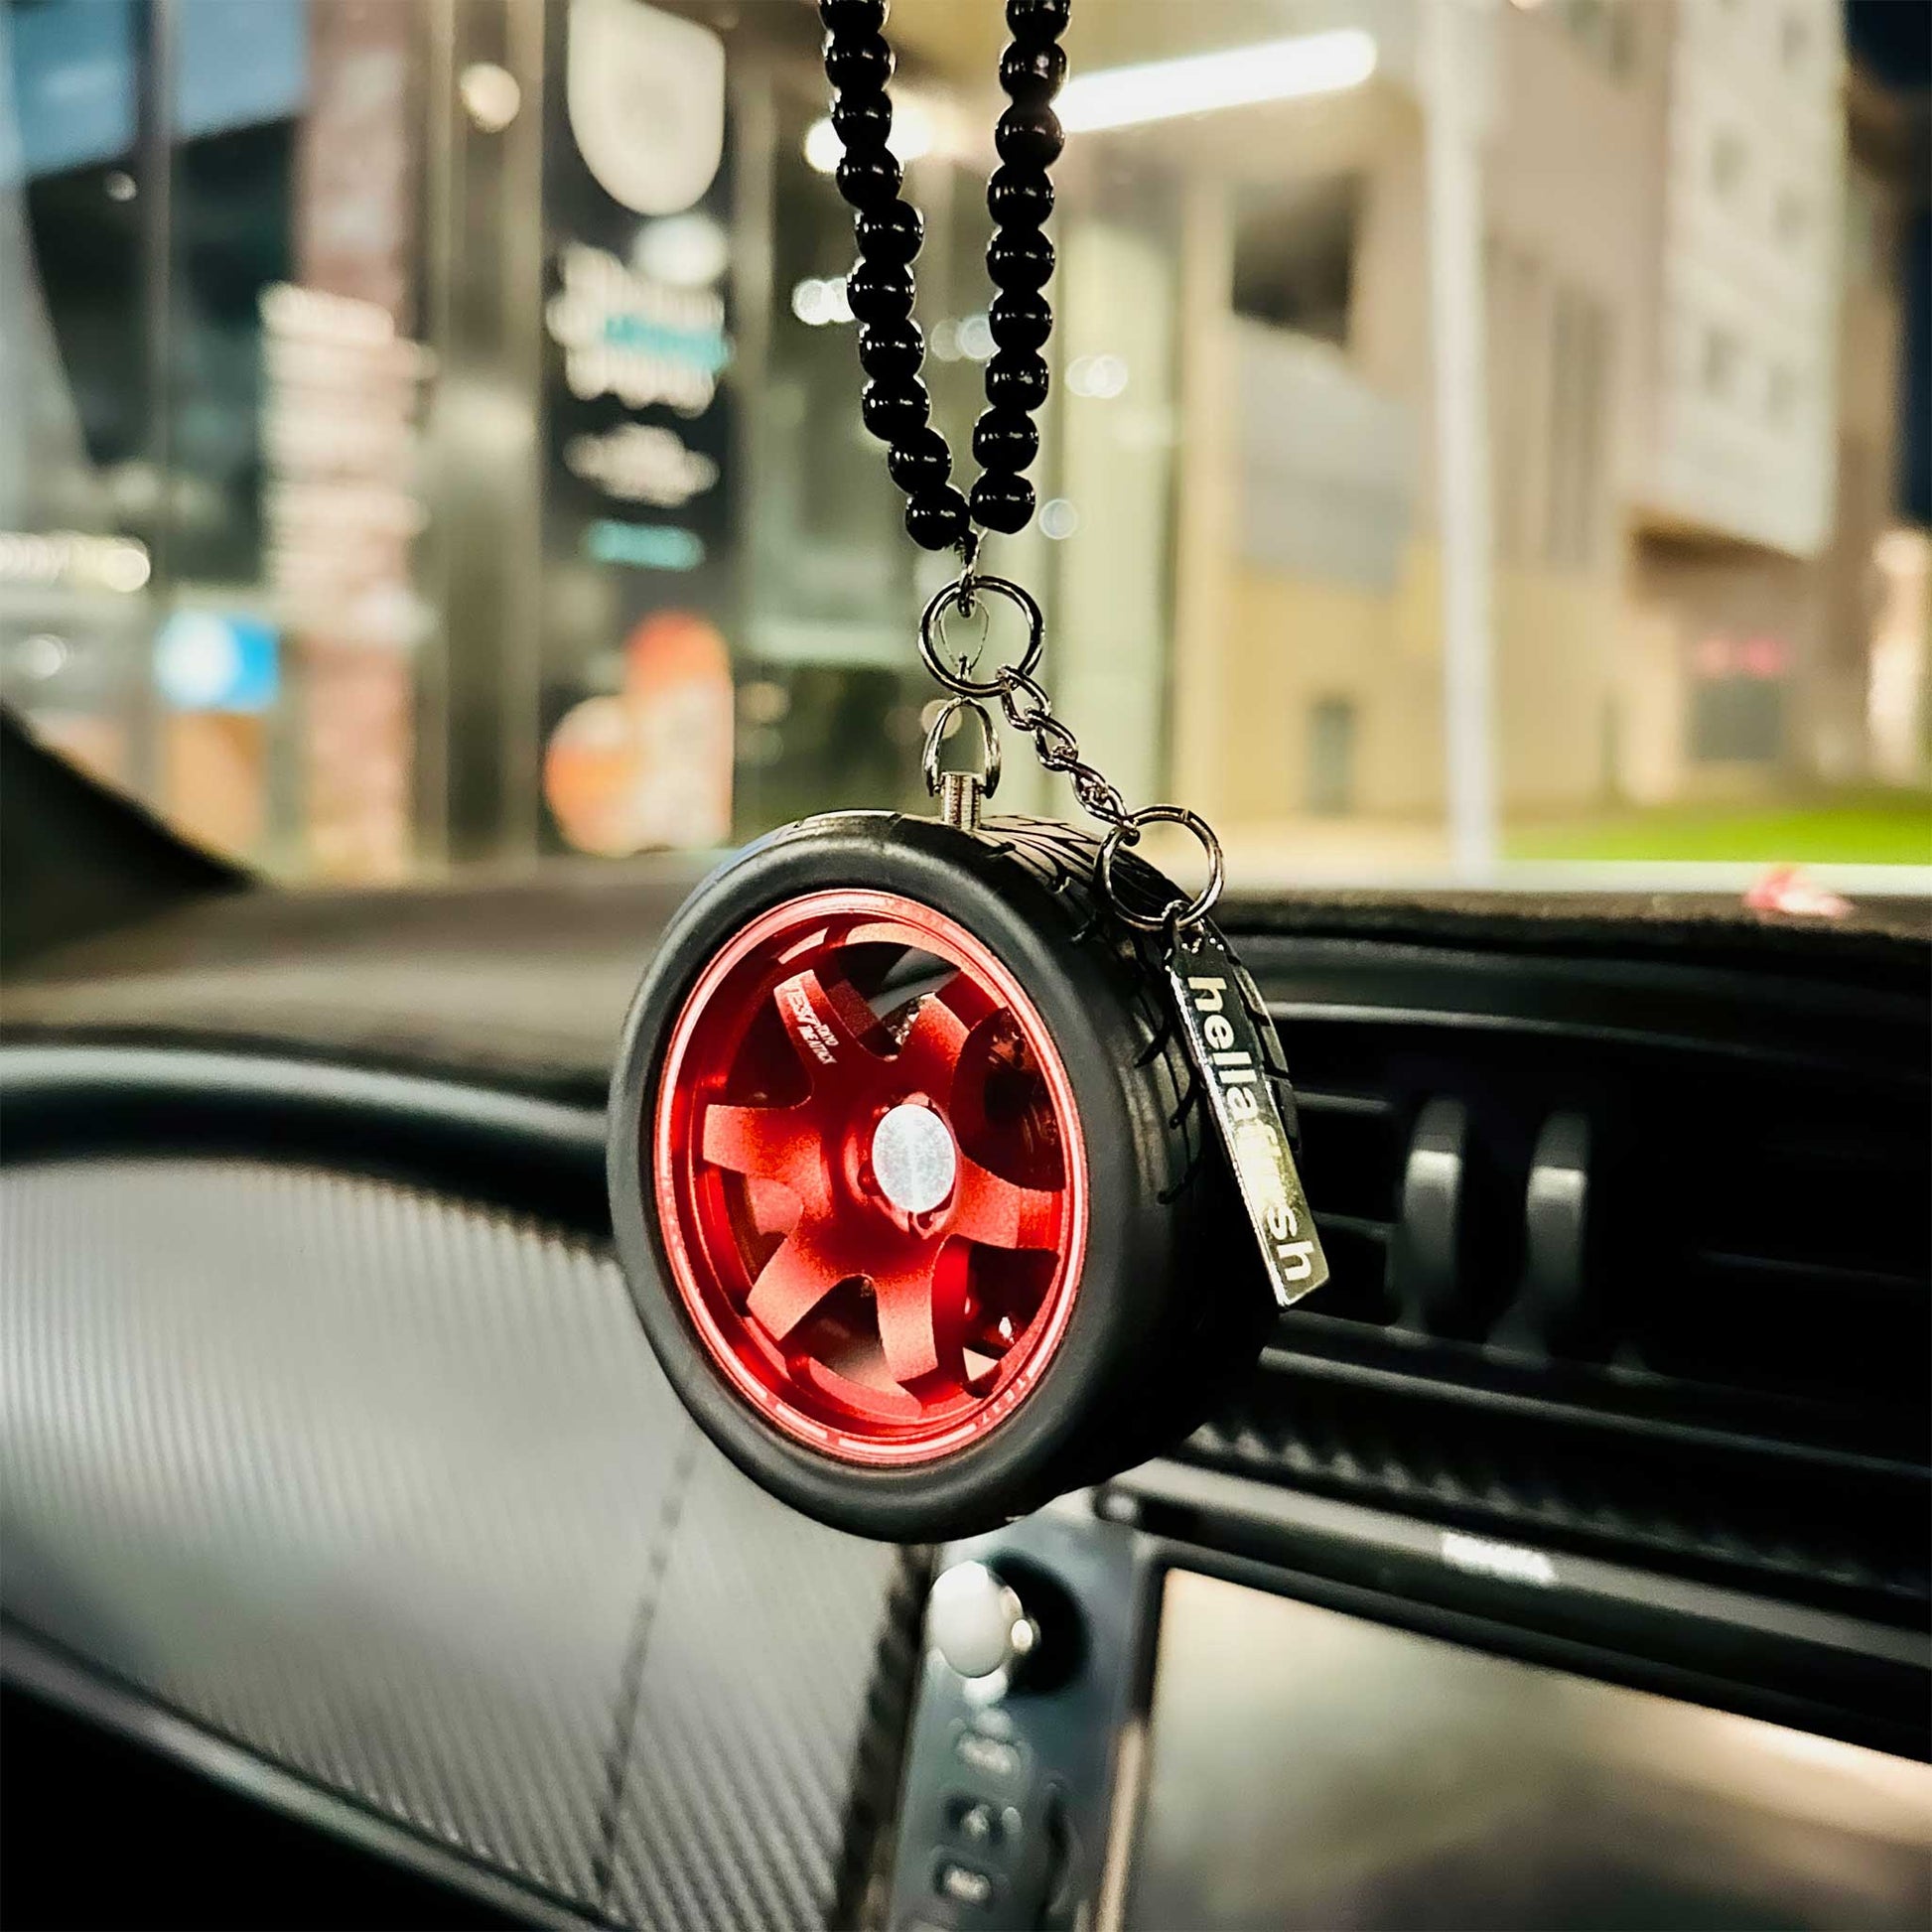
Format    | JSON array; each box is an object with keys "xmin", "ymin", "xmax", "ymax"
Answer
[{"xmin": 820, "ymin": 0, "xmax": 1070, "ymax": 552}]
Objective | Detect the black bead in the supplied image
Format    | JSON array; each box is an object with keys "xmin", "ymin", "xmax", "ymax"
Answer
[
  {"xmin": 846, "ymin": 259, "xmax": 914, "ymax": 324},
  {"xmin": 972, "ymin": 407, "xmax": 1038, "ymax": 473},
  {"xmin": 831, "ymin": 93, "xmax": 893, "ymax": 152},
  {"xmin": 836, "ymin": 148, "xmax": 901, "ymax": 209},
  {"xmin": 858, "ymin": 320, "xmax": 923, "ymax": 380},
  {"xmin": 1006, "ymin": 0, "xmax": 1070, "ymax": 43},
  {"xmin": 823, "ymin": 32, "xmax": 894, "ymax": 94},
  {"xmin": 987, "ymin": 228, "xmax": 1054, "ymax": 291},
  {"xmin": 989, "ymin": 290, "xmax": 1052, "ymax": 351},
  {"xmin": 970, "ymin": 472, "xmax": 1035, "ymax": 534},
  {"xmin": 820, "ymin": 0, "xmax": 888, "ymax": 33},
  {"xmin": 987, "ymin": 164, "xmax": 1054, "ymax": 228},
  {"xmin": 886, "ymin": 427, "xmax": 952, "ymax": 493},
  {"xmin": 985, "ymin": 350, "xmax": 1049, "ymax": 411},
  {"xmin": 861, "ymin": 378, "xmax": 929, "ymax": 443},
  {"xmin": 855, "ymin": 201, "xmax": 923, "ymax": 265},
  {"xmin": 995, "ymin": 105, "xmax": 1064, "ymax": 171},
  {"xmin": 999, "ymin": 42, "xmax": 1066, "ymax": 105},
  {"xmin": 906, "ymin": 485, "xmax": 970, "ymax": 550}
]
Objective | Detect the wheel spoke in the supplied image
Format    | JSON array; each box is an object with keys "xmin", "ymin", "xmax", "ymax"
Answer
[
  {"xmin": 701, "ymin": 1102, "xmax": 830, "ymax": 1217},
  {"xmin": 951, "ymin": 1156, "xmax": 1060, "ymax": 1252},
  {"xmin": 744, "ymin": 1178, "xmax": 799, "ymax": 1238},
  {"xmin": 747, "ymin": 1228, "xmax": 844, "ymax": 1341},
  {"xmin": 874, "ymin": 1244, "xmax": 968, "ymax": 1390},
  {"xmin": 892, "ymin": 983, "xmax": 974, "ymax": 1098}
]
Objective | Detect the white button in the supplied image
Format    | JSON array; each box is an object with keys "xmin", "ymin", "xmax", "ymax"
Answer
[{"xmin": 937, "ymin": 1862, "xmax": 994, "ymax": 1907}]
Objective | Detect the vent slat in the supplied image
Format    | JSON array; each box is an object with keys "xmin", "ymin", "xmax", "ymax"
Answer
[
  {"xmin": 1296, "ymin": 1089, "xmax": 1395, "ymax": 1118},
  {"xmin": 1695, "ymin": 1249, "xmax": 1924, "ymax": 1298},
  {"xmin": 1311, "ymin": 1210, "xmax": 1391, "ymax": 1242}
]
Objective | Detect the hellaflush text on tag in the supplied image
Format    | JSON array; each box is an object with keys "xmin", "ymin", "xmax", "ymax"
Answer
[{"xmin": 1165, "ymin": 929, "xmax": 1329, "ymax": 1311}]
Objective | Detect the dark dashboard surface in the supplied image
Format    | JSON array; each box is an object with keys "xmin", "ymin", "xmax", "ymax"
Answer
[{"xmin": 5, "ymin": 857, "xmax": 1925, "ymax": 1097}]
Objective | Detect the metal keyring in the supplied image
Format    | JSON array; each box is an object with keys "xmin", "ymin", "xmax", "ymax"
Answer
[
  {"xmin": 921, "ymin": 696, "xmax": 1002, "ymax": 798},
  {"xmin": 919, "ymin": 572, "xmax": 1043, "ymax": 699},
  {"xmin": 1097, "ymin": 805, "xmax": 1226, "ymax": 933}
]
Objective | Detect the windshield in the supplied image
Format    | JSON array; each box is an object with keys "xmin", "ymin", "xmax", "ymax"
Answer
[{"xmin": 3, "ymin": 0, "xmax": 1927, "ymax": 901}]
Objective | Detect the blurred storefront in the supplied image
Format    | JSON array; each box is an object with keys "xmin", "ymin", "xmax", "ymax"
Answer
[{"xmin": 3, "ymin": 0, "xmax": 1924, "ymax": 886}]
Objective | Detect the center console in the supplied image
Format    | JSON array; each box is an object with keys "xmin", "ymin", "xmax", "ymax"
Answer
[{"xmin": 886, "ymin": 1475, "xmax": 1932, "ymax": 1932}]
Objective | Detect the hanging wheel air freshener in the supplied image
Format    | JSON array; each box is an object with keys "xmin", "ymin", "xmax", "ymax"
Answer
[{"xmin": 608, "ymin": 0, "xmax": 1325, "ymax": 1541}]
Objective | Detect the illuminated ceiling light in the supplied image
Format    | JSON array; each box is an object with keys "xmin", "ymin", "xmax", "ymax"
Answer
[
  {"xmin": 101, "ymin": 540, "xmax": 152, "ymax": 593},
  {"xmin": 803, "ymin": 99, "xmax": 936, "ymax": 174},
  {"xmin": 1056, "ymin": 29, "xmax": 1377, "ymax": 133},
  {"xmin": 803, "ymin": 117, "xmax": 842, "ymax": 174},
  {"xmin": 891, "ymin": 101, "xmax": 935, "ymax": 162},
  {"xmin": 1066, "ymin": 353, "xmax": 1128, "ymax": 399},
  {"xmin": 1039, "ymin": 498, "xmax": 1079, "ymax": 540},
  {"xmin": 789, "ymin": 276, "xmax": 854, "ymax": 327}
]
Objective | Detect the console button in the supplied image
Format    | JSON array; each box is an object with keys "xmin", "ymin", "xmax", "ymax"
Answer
[
  {"xmin": 948, "ymin": 1797, "xmax": 1004, "ymax": 1849},
  {"xmin": 954, "ymin": 1728, "xmax": 1023, "ymax": 1780},
  {"xmin": 935, "ymin": 1860, "xmax": 996, "ymax": 1909},
  {"xmin": 959, "ymin": 1799, "xmax": 997, "ymax": 1846}
]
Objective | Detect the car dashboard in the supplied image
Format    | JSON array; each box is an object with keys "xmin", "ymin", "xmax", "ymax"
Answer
[{"xmin": 3, "ymin": 860, "xmax": 1928, "ymax": 1930}]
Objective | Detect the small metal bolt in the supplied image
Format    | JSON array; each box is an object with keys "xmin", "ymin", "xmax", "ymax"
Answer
[{"xmin": 939, "ymin": 769, "xmax": 984, "ymax": 831}]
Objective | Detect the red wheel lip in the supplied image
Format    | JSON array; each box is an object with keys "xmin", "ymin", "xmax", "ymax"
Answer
[{"xmin": 650, "ymin": 888, "xmax": 1088, "ymax": 1467}]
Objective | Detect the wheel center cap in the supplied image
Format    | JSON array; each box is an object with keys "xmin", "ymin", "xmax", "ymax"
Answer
[{"xmin": 871, "ymin": 1103, "xmax": 958, "ymax": 1215}]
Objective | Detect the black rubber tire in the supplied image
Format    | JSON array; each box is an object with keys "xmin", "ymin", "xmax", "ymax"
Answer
[{"xmin": 607, "ymin": 810, "xmax": 1276, "ymax": 1541}]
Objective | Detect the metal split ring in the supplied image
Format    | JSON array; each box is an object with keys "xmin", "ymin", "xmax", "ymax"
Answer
[
  {"xmin": 921, "ymin": 696, "xmax": 1002, "ymax": 799},
  {"xmin": 919, "ymin": 572, "xmax": 1043, "ymax": 699},
  {"xmin": 1097, "ymin": 805, "xmax": 1226, "ymax": 933}
]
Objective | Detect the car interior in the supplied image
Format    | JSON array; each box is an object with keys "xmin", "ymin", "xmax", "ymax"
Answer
[
  {"xmin": 3, "ymin": 718, "xmax": 1928, "ymax": 1930},
  {"xmin": 4, "ymin": 0, "xmax": 1931, "ymax": 1928}
]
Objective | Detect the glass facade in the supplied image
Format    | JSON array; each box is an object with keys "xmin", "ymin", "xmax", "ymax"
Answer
[{"xmin": 4, "ymin": 0, "xmax": 1925, "ymax": 887}]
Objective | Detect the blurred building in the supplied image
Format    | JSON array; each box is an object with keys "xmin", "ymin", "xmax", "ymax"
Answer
[
  {"xmin": 1, "ymin": 0, "xmax": 1923, "ymax": 882},
  {"xmin": 1174, "ymin": 0, "xmax": 1923, "ymax": 835}
]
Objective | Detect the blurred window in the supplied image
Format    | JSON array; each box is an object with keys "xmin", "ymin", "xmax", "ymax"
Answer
[
  {"xmin": 1701, "ymin": 325, "xmax": 1742, "ymax": 400},
  {"xmin": 1775, "ymin": 185, "xmax": 1810, "ymax": 248},
  {"xmin": 1556, "ymin": 0, "xmax": 1636, "ymax": 81},
  {"xmin": 1233, "ymin": 178, "xmax": 1359, "ymax": 346},
  {"xmin": 1307, "ymin": 698, "xmax": 1357, "ymax": 816},
  {"xmin": 1711, "ymin": 127, "xmax": 1748, "ymax": 200},
  {"xmin": 1845, "ymin": 169, "xmax": 1886, "ymax": 285},
  {"xmin": 1544, "ymin": 285, "xmax": 1610, "ymax": 572},
  {"xmin": 1694, "ymin": 671, "xmax": 1786, "ymax": 763}
]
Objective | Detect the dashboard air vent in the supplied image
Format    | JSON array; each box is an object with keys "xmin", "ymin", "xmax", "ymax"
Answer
[{"xmin": 1172, "ymin": 935, "xmax": 1931, "ymax": 1630}]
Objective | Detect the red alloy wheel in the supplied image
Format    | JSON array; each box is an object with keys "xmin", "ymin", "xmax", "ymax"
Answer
[{"xmin": 651, "ymin": 889, "xmax": 1088, "ymax": 1465}]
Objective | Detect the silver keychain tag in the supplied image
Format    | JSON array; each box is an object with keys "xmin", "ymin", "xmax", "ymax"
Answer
[{"xmin": 1166, "ymin": 924, "xmax": 1328, "ymax": 1311}]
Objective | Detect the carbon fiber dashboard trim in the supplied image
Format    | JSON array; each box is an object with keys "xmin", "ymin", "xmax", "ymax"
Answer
[
  {"xmin": 3, "ymin": 1626, "xmax": 584, "ymax": 1930},
  {"xmin": 0, "ymin": 1154, "xmax": 914, "ymax": 1929}
]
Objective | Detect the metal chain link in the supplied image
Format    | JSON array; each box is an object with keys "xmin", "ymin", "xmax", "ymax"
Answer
[
  {"xmin": 991, "ymin": 666, "xmax": 1132, "ymax": 831},
  {"xmin": 919, "ymin": 570, "xmax": 1224, "ymax": 933}
]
